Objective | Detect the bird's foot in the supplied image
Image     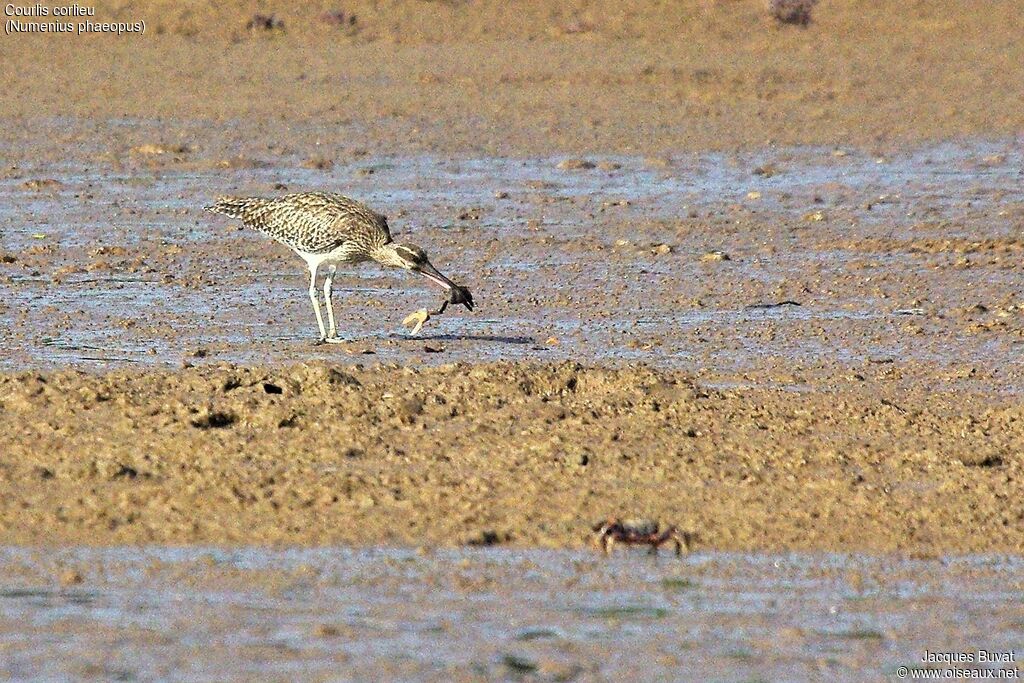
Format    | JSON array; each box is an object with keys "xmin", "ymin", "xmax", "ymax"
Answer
[
  {"xmin": 402, "ymin": 308, "xmax": 430, "ymax": 336},
  {"xmin": 323, "ymin": 336, "xmax": 346, "ymax": 344}
]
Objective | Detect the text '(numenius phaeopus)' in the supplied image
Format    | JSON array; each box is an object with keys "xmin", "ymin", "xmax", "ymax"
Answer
[{"xmin": 4, "ymin": 4, "xmax": 145, "ymax": 34}]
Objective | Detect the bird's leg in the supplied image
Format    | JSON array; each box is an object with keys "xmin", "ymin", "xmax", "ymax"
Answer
[
  {"xmin": 428, "ymin": 299, "xmax": 450, "ymax": 317},
  {"xmin": 322, "ymin": 265, "xmax": 344, "ymax": 344},
  {"xmin": 308, "ymin": 264, "xmax": 328, "ymax": 344}
]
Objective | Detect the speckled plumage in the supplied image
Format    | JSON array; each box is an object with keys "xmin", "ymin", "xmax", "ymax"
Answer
[
  {"xmin": 205, "ymin": 190, "xmax": 471, "ymax": 344},
  {"xmin": 206, "ymin": 191, "xmax": 393, "ymax": 259}
]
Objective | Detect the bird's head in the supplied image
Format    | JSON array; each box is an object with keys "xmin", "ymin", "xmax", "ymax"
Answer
[
  {"xmin": 380, "ymin": 242, "xmax": 454, "ymax": 288},
  {"xmin": 376, "ymin": 242, "xmax": 474, "ymax": 311},
  {"xmin": 390, "ymin": 243, "xmax": 431, "ymax": 271}
]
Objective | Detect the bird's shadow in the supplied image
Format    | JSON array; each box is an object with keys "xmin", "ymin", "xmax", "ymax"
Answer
[{"xmin": 387, "ymin": 333, "xmax": 535, "ymax": 345}]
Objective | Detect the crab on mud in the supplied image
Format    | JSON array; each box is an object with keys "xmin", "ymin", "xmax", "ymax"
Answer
[
  {"xmin": 592, "ymin": 518, "xmax": 692, "ymax": 557},
  {"xmin": 402, "ymin": 284, "xmax": 475, "ymax": 335}
]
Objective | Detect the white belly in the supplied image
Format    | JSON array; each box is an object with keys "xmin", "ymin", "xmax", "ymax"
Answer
[{"xmin": 296, "ymin": 243, "xmax": 369, "ymax": 269}]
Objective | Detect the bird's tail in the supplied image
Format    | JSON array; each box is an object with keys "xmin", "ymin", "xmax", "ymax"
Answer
[{"xmin": 205, "ymin": 195, "xmax": 270, "ymax": 220}]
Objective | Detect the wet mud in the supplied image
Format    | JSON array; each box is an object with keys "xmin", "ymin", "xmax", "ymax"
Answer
[
  {"xmin": 1, "ymin": 546, "xmax": 1021, "ymax": 682},
  {"xmin": 2, "ymin": 139, "xmax": 1023, "ymax": 397},
  {"xmin": 2, "ymin": 2, "xmax": 1024, "ymax": 675}
]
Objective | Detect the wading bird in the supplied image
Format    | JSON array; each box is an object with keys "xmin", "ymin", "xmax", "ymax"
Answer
[{"xmin": 206, "ymin": 192, "xmax": 473, "ymax": 343}]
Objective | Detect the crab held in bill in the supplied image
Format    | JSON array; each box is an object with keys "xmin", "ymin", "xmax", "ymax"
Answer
[{"xmin": 592, "ymin": 518, "xmax": 693, "ymax": 557}]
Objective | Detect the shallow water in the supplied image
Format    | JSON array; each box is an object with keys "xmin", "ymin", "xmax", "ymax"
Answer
[
  {"xmin": 0, "ymin": 546, "xmax": 1021, "ymax": 682},
  {"xmin": 1, "ymin": 135, "xmax": 1023, "ymax": 391}
]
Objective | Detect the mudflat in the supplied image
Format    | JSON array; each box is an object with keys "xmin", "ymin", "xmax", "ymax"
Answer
[
  {"xmin": 2, "ymin": 546, "xmax": 1021, "ymax": 681},
  {"xmin": 2, "ymin": 1, "xmax": 1024, "ymax": 155},
  {"xmin": 1, "ymin": 361, "xmax": 1021, "ymax": 552},
  {"xmin": 1, "ymin": 0, "xmax": 1023, "ymax": 554}
]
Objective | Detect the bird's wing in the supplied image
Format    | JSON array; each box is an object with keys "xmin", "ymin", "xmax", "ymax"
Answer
[
  {"xmin": 371, "ymin": 210, "xmax": 394, "ymax": 244},
  {"xmin": 244, "ymin": 192, "xmax": 392, "ymax": 254}
]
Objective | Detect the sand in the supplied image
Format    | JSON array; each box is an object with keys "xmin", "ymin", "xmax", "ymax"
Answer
[
  {"xmin": 0, "ymin": 0, "xmax": 1023, "ymax": 553},
  {"xmin": 1, "ymin": 1, "xmax": 1023, "ymax": 156},
  {"xmin": 0, "ymin": 361, "xmax": 1021, "ymax": 552}
]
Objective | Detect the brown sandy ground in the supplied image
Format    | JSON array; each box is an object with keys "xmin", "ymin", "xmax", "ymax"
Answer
[
  {"xmin": 1, "ymin": 0, "xmax": 1023, "ymax": 554},
  {"xmin": 1, "ymin": 1, "xmax": 1023, "ymax": 156},
  {"xmin": 0, "ymin": 362, "xmax": 1021, "ymax": 552}
]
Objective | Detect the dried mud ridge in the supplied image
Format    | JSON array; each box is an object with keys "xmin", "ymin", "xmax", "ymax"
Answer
[{"xmin": 1, "ymin": 362, "xmax": 1020, "ymax": 552}]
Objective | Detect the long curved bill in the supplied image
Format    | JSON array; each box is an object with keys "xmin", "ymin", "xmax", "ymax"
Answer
[{"xmin": 416, "ymin": 262, "xmax": 456, "ymax": 291}]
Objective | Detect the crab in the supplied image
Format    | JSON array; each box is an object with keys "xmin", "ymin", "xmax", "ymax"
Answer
[
  {"xmin": 402, "ymin": 284, "xmax": 474, "ymax": 335},
  {"xmin": 402, "ymin": 308, "xmax": 432, "ymax": 336},
  {"xmin": 592, "ymin": 518, "xmax": 692, "ymax": 557}
]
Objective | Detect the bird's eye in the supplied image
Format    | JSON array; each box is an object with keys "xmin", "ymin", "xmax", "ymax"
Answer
[{"xmin": 395, "ymin": 246, "xmax": 419, "ymax": 264}]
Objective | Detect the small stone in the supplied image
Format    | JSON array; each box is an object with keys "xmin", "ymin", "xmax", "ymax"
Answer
[
  {"xmin": 301, "ymin": 156, "xmax": 334, "ymax": 171},
  {"xmin": 700, "ymin": 250, "xmax": 730, "ymax": 262},
  {"xmin": 803, "ymin": 210, "xmax": 826, "ymax": 222},
  {"xmin": 112, "ymin": 464, "xmax": 139, "ymax": 479},
  {"xmin": 59, "ymin": 569, "xmax": 84, "ymax": 586},
  {"xmin": 22, "ymin": 178, "xmax": 62, "ymax": 190},
  {"xmin": 313, "ymin": 624, "xmax": 341, "ymax": 637},
  {"xmin": 768, "ymin": 0, "xmax": 818, "ymax": 26},
  {"xmin": 397, "ymin": 397, "xmax": 425, "ymax": 424},
  {"xmin": 537, "ymin": 660, "xmax": 584, "ymax": 682},
  {"xmin": 557, "ymin": 159, "xmax": 596, "ymax": 170},
  {"xmin": 746, "ymin": 191, "xmax": 762, "ymax": 200},
  {"xmin": 246, "ymin": 13, "xmax": 284, "ymax": 31},
  {"xmin": 502, "ymin": 654, "xmax": 537, "ymax": 673},
  {"xmin": 320, "ymin": 10, "xmax": 357, "ymax": 27},
  {"xmin": 959, "ymin": 453, "xmax": 1002, "ymax": 468},
  {"xmin": 33, "ymin": 466, "xmax": 54, "ymax": 480},
  {"xmin": 467, "ymin": 530, "xmax": 508, "ymax": 546},
  {"xmin": 190, "ymin": 411, "xmax": 237, "ymax": 429},
  {"xmin": 651, "ymin": 243, "xmax": 673, "ymax": 255},
  {"xmin": 132, "ymin": 143, "xmax": 189, "ymax": 156}
]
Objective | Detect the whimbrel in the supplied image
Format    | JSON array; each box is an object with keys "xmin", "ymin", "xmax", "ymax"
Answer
[{"xmin": 206, "ymin": 191, "xmax": 473, "ymax": 343}]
